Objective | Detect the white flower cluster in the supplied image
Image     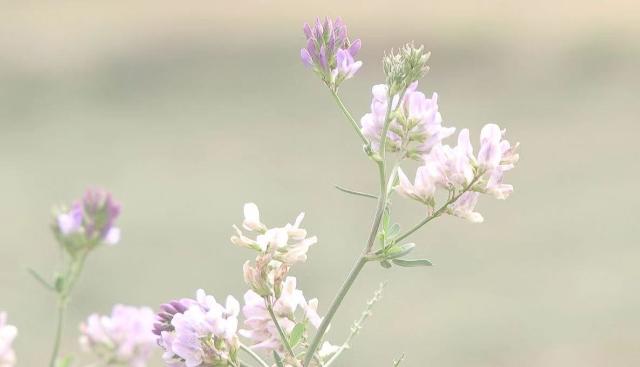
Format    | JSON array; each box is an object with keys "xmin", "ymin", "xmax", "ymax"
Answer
[
  {"xmin": 232, "ymin": 203, "xmax": 317, "ymax": 265},
  {"xmin": 231, "ymin": 203, "xmax": 318, "ymax": 296},
  {"xmin": 0, "ymin": 312, "xmax": 17, "ymax": 367}
]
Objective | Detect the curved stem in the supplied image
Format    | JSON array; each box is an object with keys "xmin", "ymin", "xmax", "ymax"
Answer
[
  {"xmin": 266, "ymin": 303, "xmax": 298, "ymax": 365},
  {"xmin": 395, "ymin": 173, "xmax": 483, "ymax": 243},
  {"xmin": 239, "ymin": 343, "xmax": 270, "ymax": 367},
  {"xmin": 329, "ymin": 89, "xmax": 368, "ymax": 146},
  {"xmin": 304, "ymin": 256, "xmax": 368, "ymax": 367}
]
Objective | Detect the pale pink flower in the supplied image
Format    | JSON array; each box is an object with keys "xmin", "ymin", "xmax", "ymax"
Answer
[
  {"xmin": 361, "ymin": 82, "xmax": 454, "ymax": 155},
  {"xmin": 448, "ymin": 192, "xmax": 484, "ymax": 223},
  {"xmin": 79, "ymin": 305, "xmax": 156, "ymax": 367},
  {"xmin": 240, "ymin": 277, "xmax": 323, "ymax": 353},
  {"xmin": 396, "ymin": 167, "xmax": 438, "ymax": 204}
]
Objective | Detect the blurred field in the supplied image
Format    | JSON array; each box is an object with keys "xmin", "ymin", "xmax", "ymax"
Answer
[{"xmin": 1, "ymin": 1, "xmax": 639, "ymax": 366}]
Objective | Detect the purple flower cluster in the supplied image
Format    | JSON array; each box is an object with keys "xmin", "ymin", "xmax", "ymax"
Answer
[
  {"xmin": 300, "ymin": 17, "xmax": 362, "ymax": 88},
  {"xmin": 239, "ymin": 277, "xmax": 322, "ymax": 352},
  {"xmin": 155, "ymin": 290, "xmax": 240, "ymax": 367},
  {"xmin": 361, "ymin": 82, "xmax": 455, "ymax": 156},
  {"xmin": 397, "ymin": 123, "xmax": 519, "ymax": 222},
  {"xmin": 80, "ymin": 305, "xmax": 156, "ymax": 367},
  {"xmin": 54, "ymin": 188, "xmax": 121, "ymax": 250}
]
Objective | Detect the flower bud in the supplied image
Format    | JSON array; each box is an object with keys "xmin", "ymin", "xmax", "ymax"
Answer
[
  {"xmin": 52, "ymin": 188, "xmax": 121, "ymax": 255},
  {"xmin": 383, "ymin": 43, "xmax": 430, "ymax": 96},
  {"xmin": 243, "ymin": 258, "xmax": 274, "ymax": 297}
]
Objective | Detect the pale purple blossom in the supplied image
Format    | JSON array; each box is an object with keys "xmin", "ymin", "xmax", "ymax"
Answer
[
  {"xmin": 301, "ymin": 17, "xmax": 362, "ymax": 86},
  {"xmin": 0, "ymin": 312, "xmax": 17, "ymax": 367},
  {"xmin": 448, "ymin": 192, "xmax": 484, "ymax": 223},
  {"xmin": 79, "ymin": 305, "xmax": 156, "ymax": 367},
  {"xmin": 240, "ymin": 277, "xmax": 322, "ymax": 353},
  {"xmin": 361, "ymin": 82, "xmax": 454, "ymax": 155},
  {"xmin": 156, "ymin": 290, "xmax": 240, "ymax": 367},
  {"xmin": 57, "ymin": 203, "xmax": 83, "ymax": 235},
  {"xmin": 397, "ymin": 123, "xmax": 518, "ymax": 222},
  {"xmin": 396, "ymin": 166, "xmax": 438, "ymax": 204},
  {"xmin": 54, "ymin": 188, "xmax": 122, "ymax": 247}
]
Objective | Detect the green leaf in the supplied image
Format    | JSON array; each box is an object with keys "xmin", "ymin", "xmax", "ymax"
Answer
[
  {"xmin": 391, "ymin": 258, "xmax": 433, "ymax": 267},
  {"xmin": 382, "ymin": 208, "xmax": 391, "ymax": 230},
  {"xmin": 55, "ymin": 355, "xmax": 74, "ymax": 367},
  {"xmin": 54, "ymin": 274, "xmax": 65, "ymax": 293},
  {"xmin": 384, "ymin": 243, "xmax": 416, "ymax": 259},
  {"xmin": 387, "ymin": 223, "xmax": 401, "ymax": 238},
  {"xmin": 27, "ymin": 268, "xmax": 55, "ymax": 291},
  {"xmin": 380, "ymin": 260, "xmax": 392, "ymax": 269},
  {"xmin": 289, "ymin": 323, "xmax": 306, "ymax": 347},
  {"xmin": 273, "ymin": 351, "xmax": 285, "ymax": 367}
]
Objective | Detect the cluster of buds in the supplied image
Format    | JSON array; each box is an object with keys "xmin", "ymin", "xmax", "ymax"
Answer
[
  {"xmin": 0, "ymin": 312, "xmax": 17, "ymax": 367},
  {"xmin": 79, "ymin": 305, "xmax": 156, "ymax": 367},
  {"xmin": 397, "ymin": 123, "xmax": 519, "ymax": 222},
  {"xmin": 383, "ymin": 43, "xmax": 430, "ymax": 96},
  {"xmin": 240, "ymin": 277, "xmax": 323, "ymax": 353},
  {"xmin": 231, "ymin": 203, "xmax": 317, "ymax": 297},
  {"xmin": 361, "ymin": 81, "xmax": 455, "ymax": 156},
  {"xmin": 155, "ymin": 290, "xmax": 240, "ymax": 367},
  {"xmin": 300, "ymin": 17, "xmax": 362, "ymax": 89},
  {"xmin": 52, "ymin": 188, "xmax": 121, "ymax": 255}
]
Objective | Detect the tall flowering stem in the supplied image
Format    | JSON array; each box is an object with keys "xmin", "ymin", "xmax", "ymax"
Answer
[
  {"xmin": 394, "ymin": 171, "xmax": 484, "ymax": 243},
  {"xmin": 265, "ymin": 302, "xmax": 297, "ymax": 364},
  {"xmin": 300, "ymin": 17, "xmax": 518, "ymax": 366},
  {"xmin": 34, "ymin": 189, "xmax": 122, "ymax": 367},
  {"xmin": 302, "ymin": 75, "xmax": 408, "ymax": 367}
]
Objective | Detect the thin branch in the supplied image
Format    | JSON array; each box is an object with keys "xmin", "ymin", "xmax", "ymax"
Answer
[
  {"xmin": 329, "ymin": 89, "xmax": 369, "ymax": 146},
  {"xmin": 239, "ymin": 360, "xmax": 257, "ymax": 367},
  {"xmin": 27, "ymin": 267, "xmax": 55, "ymax": 291},
  {"xmin": 324, "ymin": 283, "xmax": 386, "ymax": 367},
  {"xmin": 334, "ymin": 185, "xmax": 377, "ymax": 199},
  {"xmin": 393, "ymin": 353, "xmax": 406, "ymax": 366},
  {"xmin": 395, "ymin": 172, "xmax": 484, "ymax": 243},
  {"xmin": 239, "ymin": 343, "xmax": 270, "ymax": 367},
  {"xmin": 266, "ymin": 302, "xmax": 299, "ymax": 365}
]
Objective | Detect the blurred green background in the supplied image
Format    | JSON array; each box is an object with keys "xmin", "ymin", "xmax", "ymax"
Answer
[{"xmin": 1, "ymin": 1, "xmax": 639, "ymax": 366}]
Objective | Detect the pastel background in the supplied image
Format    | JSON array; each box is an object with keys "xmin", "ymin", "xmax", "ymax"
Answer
[{"xmin": 1, "ymin": 1, "xmax": 638, "ymax": 366}]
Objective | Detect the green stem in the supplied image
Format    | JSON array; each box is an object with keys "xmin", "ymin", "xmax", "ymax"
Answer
[
  {"xmin": 304, "ymin": 85, "xmax": 404, "ymax": 367},
  {"xmin": 265, "ymin": 302, "xmax": 298, "ymax": 365},
  {"xmin": 329, "ymin": 89, "xmax": 368, "ymax": 146},
  {"xmin": 324, "ymin": 283, "xmax": 385, "ymax": 367},
  {"xmin": 48, "ymin": 302, "xmax": 66, "ymax": 367},
  {"xmin": 334, "ymin": 185, "xmax": 377, "ymax": 200},
  {"xmin": 395, "ymin": 173, "xmax": 484, "ymax": 243},
  {"xmin": 239, "ymin": 343, "xmax": 270, "ymax": 367},
  {"xmin": 303, "ymin": 256, "xmax": 368, "ymax": 367},
  {"xmin": 48, "ymin": 250, "xmax": 90, "ymax": 367}
]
